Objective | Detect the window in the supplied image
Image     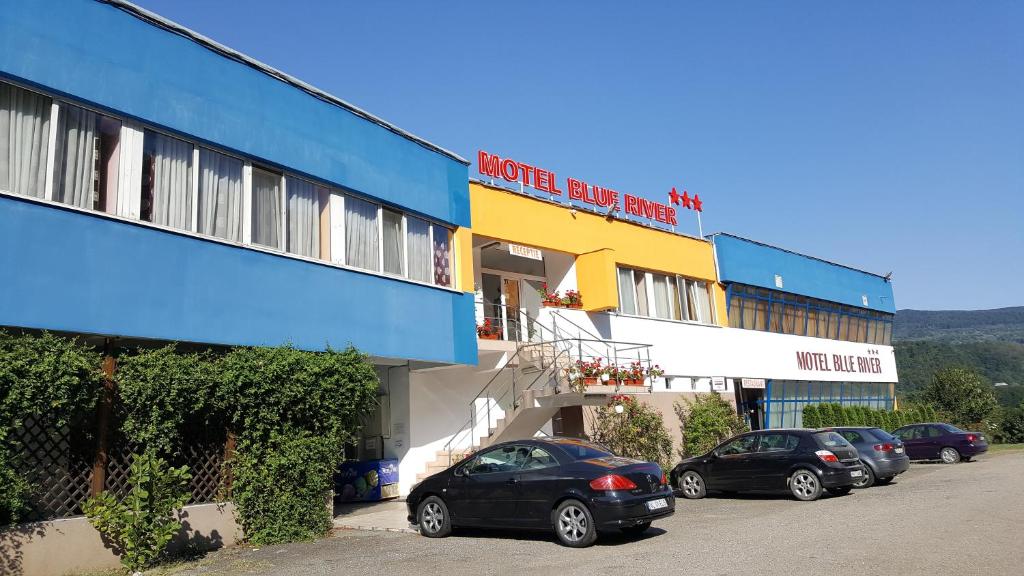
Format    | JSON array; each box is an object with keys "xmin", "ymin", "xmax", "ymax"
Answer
[
  {"xmin": 197, "ymin": 148, "xmax": 243, "ymax": 242},
  {"xmin": 467, "ymin": 445, "xmax": 524, "ymax": 474},
  {"xmin": 285, "ymin": 176, "xmax": 319, "ymax": 257},
  {"xmin": 838, "ymin": 430, "xmax": 866, "ymax": 444},
  {"xmin": 634, "ymin": 270, "xmax": 649, "ymax": 316},
  {"xmin": 757, "ymin": 433, "xmax": 799, "ymax": 452},
  {"xmin": 54, "ymin": 103, "xmax": 120, "ymax": 212},
  {"xmin": 813, "ymin": 432, "xmax": 852, "ymax": 449},
  {"xmin": 345, "ymin": 194, "xmax": 379, "ymax": 270},
  {"xmin": 522, "ymin": 447, "xmax": 558, "ymax": 470},
  {"xmin": 718, "ymin": 435, "xmax": 757, "ymax": 455},
  {"xmin": 555, "ymin": 439, "xmax": 614, "ymax": 460},
  {"xmin": 432, "ymin": 223, "xmax": 452, "ymax": 287},
  {"xmin": 406, "ymin": 216, "xmax": 432, "ymax": 283},
  {"xmin": 652, "ymin": 273, "xmax": 672, "ymax": 319},
  {"xmin": 617, "ymin": 268, "xmax": 636, "ymax": 315},
  {"xmin": 0, "ymin": 83, "xmax": 51, "ymax": 198},
  {"xmin": 251, "ymin": 167, "xmax": 282, "ymax": 249},
  {"xmin": 141, "ymin": 130, "xmax": 193, "ymax": 230},
  {"xmin": 382, "ymin": 209, "xmax": 404, "ymax": 275}
]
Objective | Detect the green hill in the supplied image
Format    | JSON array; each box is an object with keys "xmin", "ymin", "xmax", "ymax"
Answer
[{"xmin": 893, "ymin": 307, "xmax": 1024, "ymax": 405}]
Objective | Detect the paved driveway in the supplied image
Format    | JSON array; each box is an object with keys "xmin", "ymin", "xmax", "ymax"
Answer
[{"xmin": 166, "ymin": 451, "xmax": 1024, "ymax": 576}]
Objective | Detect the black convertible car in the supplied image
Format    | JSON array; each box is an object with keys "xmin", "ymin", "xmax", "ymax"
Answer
[
  {"xmin": 407, "ymin": 438, "xmax": 674, "ymax": 547},
  {"xmin": 669, "ymin": 429, "xmax": 865, "ymax": 501}
]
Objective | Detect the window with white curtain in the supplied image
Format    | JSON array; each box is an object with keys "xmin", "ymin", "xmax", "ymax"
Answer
[
  {"xmin": 634, "ymin": 270, "xmax": 649, "ymax": 316},
  {"xmin": 251, "ymin": 167, "xmax": 282, "ymax": 249},
  {"xmin": 618, "ymin": 265, "xmax": 714, "ymax": 324},
  {"xmin": 652, "ymin": 273, "xmax": 672, "ymax": 319},
  {"xmin": 0, "ymin": 82, "xmax": 51, "ymax": 198},
  {"xmin": 617, "ymin": 267, "xmax": 636, "ymax": 314},
  {"xmin": 286, "ymin": 176, "xmax": 319, "ymax": 258},
  {"xmin": 345, "ymin": 194, "xmax": 379, "ymax": 271},
  {"xmin": 141, "ymin": 130, "xmax": 193, "ymax": 230},
  {"xmin": 54, "ymin": 103, "xmax": 120, "ymax": 212},
  {"xmin": 197, "ymin": 148, "xmax": 243, "ymax": 242},
  {"xmin": 432, "ymin": 223, "xmax": 452, "ymax": 287},
  {"xmin": 406, "ymin": 216, "xmax": 431, "ymax": 283},
  {"xmin": 382, "ymin": 209, "xmax": 404, "ymax": 275},
  {"xmin": 687, "ymin": 279, "xmax": 713, "ymax": 323}
]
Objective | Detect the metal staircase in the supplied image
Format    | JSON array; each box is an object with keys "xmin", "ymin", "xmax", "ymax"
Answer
[{"xmin": 417, "ymin": 310, "xmax": 653, "ymax": 480}]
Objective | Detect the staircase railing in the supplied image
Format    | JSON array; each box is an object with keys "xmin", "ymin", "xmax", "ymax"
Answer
[{"xmin": 443, "ymin": 308, "xmax": 654, "ymax": 465}]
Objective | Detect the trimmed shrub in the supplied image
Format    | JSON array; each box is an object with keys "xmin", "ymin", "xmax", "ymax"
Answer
[
  {"xmin": 593, "ymin": 396, "xmax": 674, "ymax": 472},
  {"xmin": 675, "ymin": 394, "xmax": 749, "ymax": 458},
  {"xmin": 802, "ymin": 404, "xmax": 821, "ymax": 429}
]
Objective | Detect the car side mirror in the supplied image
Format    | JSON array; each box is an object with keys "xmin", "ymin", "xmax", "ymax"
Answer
[
  {"xmin": 708, "ymin": 451, "xmax": 719, "ymax": 460},
  {"xmin": 454, "ymin": 466, "xmax": 468, "ymax": 478}
]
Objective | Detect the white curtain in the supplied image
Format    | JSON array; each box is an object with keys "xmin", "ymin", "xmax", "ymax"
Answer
[
  {"xmin": 0, "ymin": 83, "xmax": 51, "ymax": 198},
  {"xmin": 382, "ymin": 209, "xmax": 403, "ymax": 274},
  {"xmin": 690, "ymin": 280, "xmax": 712, "ymax": 323},
  {"xmin": 198, "ymin": 148, "xmax": 243, "ymax": 241},
  {"xmin": 432, "ymin": 224, "xmax": 451, "ymax": 287},
  {"xmin": 617, "ymin": 268, "xmax": 636, "ymax": 314},
  {"xmin": 286, "ymin": 176, "xmax": 319, "ymax": 257},
  {"xmin": 345, "ymin": 195, "xmax": 379, "ymax": 270},
  {"xmin": 652, "ymin": 274, "xmax": 671, "ymax": 319},
  {"xmin": 146, "ymin": 130, "xmax": 192, "ymax": 230},
  {"xmin": 406, "ymin": 216, "xmax": 431, "ymax": 282},
  {"xmin": 54, "ymin": 104, "xmax": 98, "ymax": 209},
  {"xmin": 252, "ymin": 168, "xmax": 282, "ymax": 248}
]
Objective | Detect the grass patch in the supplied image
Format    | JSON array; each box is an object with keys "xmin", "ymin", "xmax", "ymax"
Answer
[{"xmin": 989, "ymin": 443, "xmax": 1024, "ymax": 453}]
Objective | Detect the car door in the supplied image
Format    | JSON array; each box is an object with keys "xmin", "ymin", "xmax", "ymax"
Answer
[
  {"xmin": 705, "ymin": 434, "xmax": 759, "ymax": 490},
  {"xmin": 922, "ymin": 425, "xmax": 947, "ymax": 459},
  {"xmin": 513, "ymin": 445, "xmax": 562, "ymax": 527},
  {"xmin": 448, "ymin": 445, "xmax": 525, "ymax": 526},
  {"xmin": 748, "ymin": 432, "xmax": 800, "ymax": 490},
  {"xmin": 895, "ymin": 426, "xmax": 925, "ymax": 459}
]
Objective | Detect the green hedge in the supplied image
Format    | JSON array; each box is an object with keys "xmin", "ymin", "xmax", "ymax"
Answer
[{"xmin": 802, "ymin": 402, "xmax": 938, "ymax": 431}]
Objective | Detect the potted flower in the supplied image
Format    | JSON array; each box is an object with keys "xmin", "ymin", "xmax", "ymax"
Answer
[
  {"xmin": 568, "ymin": 358, "xmax": 608, "ymax": 386},
  {"xmin": 477, "ymin": 319, "xmax": 500, "ymax": 340},
  {"xmin": 562, "ymin": 289, "xmax": 583, "ymax": 309},
  {"xmin": 620, "ymin": 361, "xmax": 646, "ymax": 386},
  {"xmin": 539, "ymin": 283, "xmax": 563, "ymax": 307},
  {"xmin": 646, "ymin": 364, "xmax": 665, "ymax": 382}
]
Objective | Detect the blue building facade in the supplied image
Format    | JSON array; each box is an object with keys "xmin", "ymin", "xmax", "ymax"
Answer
[
  {"xmin": 0, "ymin": 0, "xmax": 476, "ymax": 365},
  {"xmin": 711, "ymin": 233, "xmax": 898, "ymax": 429}
]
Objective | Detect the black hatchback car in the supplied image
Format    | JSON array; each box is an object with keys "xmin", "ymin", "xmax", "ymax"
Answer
[
  {"xmin": 669, "ymin": 429, "xmax": 865, "ymax": 501},
  {"xmin": 407, "ymin": 438, "xmax": 674, "ymax": 547}
]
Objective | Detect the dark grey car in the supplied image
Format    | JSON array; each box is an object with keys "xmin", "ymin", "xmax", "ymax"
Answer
[{"xmin": 833, "ymin": 427, "xmax": 910, "ymax": 488}]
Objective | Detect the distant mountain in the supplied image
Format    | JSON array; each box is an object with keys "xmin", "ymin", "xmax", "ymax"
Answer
[
  {"xmin": 893, "ymin": 307, "xmax": 1024, "ymax": 403},
  {"xmin": 894, "ymin": 307, "xmax": 1024, "ymax": 344}
]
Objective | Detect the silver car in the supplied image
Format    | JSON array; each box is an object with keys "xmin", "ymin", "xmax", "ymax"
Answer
[{"xmin": 833, "ymin": 427, "xmax": 911, "ymax": 488}]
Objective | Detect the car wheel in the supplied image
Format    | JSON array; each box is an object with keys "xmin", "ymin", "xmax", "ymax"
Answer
[
  {"xmin": 620, "ymin": 521, "xmax": 652, "ymax": 537},
  {"xmin": 789, "ymin": 469, "xmax": 823, "ymax": 501},
  {"xmin": 940, "ymin": 447, "xmax": 961, "ymax": 464},
  {"xmin": 417, "ymin": 496, "xmax": 452, "ymax": 538},
  {"xmin": 553, "ymin": 499, "xmax": 598, "ymax": 548},
  {"xmin": 826, "ymin": 486, "xmax": 852, "ymax": 496},
  {"xmin": 677, "ymin": 470, "xmax": 707, "ymax": 499},
  {"xmin": 852, "ymin": 463, "xmax": 875, "ymax": 489}
]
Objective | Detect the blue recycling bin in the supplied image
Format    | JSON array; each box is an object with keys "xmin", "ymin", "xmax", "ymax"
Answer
[{"xmin": 334, "ymin": 459, "xmax": 400, "ymax": 502}]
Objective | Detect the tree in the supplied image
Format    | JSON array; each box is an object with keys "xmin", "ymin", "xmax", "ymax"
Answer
[
  {"xmin": 996, "ymin": 404, "xmax": 1024, "ymax": 444},
  {"xmin": 591, "ymin": 396, "xmax": 674, "ymax": 472},
  {"xmin": 675, "ymin": 394, "xmax": 748, "ymax": 458},
  {"xmin": 921, "ymin": 368, "xmax": 998, "ymax": 428}
]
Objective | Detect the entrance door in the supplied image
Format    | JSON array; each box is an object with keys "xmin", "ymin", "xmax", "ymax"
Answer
[
  {"xmin": 521, "ymin": 279, "xmax": 544, "ymax": 342},
  {"xmin": 735, "ymin": 383, "xmax": 765, "ymax": 431},
  {"xmin": 503, "ymin": 278, "xmax": 522, "ymax": 341}
]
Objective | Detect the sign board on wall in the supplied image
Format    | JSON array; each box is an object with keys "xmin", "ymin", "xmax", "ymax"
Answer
[
  {"xmin": 741, "ymin": 378, "xmax": 766, "ymax": 389},
  {"xmin": 711, "ymin": 376, "xmax": 727, "ymax": 391},
  {"xmin": 508, "ymin": 243, "xmax": 543, "ymax": 261}
]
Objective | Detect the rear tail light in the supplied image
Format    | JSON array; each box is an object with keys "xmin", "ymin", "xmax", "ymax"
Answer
[
  {"xmin": 589, "ymin": 474, "xmax": 637, "ymax": 491},
  {"xmin": 815, "ymin": 450, "xmax": 839, "ymax": 463},
  {"xmin": 873, "ymin": 443, "xmax": 894, "ymax": 452},
  {"xmin": 966, "ymin": 434, "xmax": 976, "ymax": 442},
  {"xmin": 661, "ymin": 473, "xmax": 668, "ymax": 485}
]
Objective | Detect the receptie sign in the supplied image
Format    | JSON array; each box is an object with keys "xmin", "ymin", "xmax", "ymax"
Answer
[
  {"xmin": 741, "ymin": 378, "xmax": 766, "ymax": 389},
  {"xmin": 508, "ymin": 243, "xmax": 543, "ymax": 261}
]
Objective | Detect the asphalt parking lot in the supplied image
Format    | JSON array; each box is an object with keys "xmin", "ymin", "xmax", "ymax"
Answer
[{"xmin": 167, "ymin": 451, "xmax": 1024, "ymax": 576}]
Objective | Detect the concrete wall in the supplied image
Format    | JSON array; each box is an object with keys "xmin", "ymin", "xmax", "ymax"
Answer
[{"xmin": 0, "ymin": 502, "xmax": 241, "ymax": 576}]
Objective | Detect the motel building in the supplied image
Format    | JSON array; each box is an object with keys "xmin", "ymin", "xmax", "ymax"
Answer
[{"xmin": 0, "ymin": 5, "xmax": 901, "ymax": 549}]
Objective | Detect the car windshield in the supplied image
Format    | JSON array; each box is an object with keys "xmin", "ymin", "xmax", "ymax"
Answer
[
  {"xmin": 553, "ymin": 439, "xmax": 614, "ymax": 460},
  {"xmin": 940, "ymin": 424, "xmax": 966, "ymax": 433},
  {"xmin": 868, "ymin": 428, "xmax": 898, "ymax": 442},
  {"xmin": 813, "ymin": 432, "xmax": 852, "ymax": 449}
]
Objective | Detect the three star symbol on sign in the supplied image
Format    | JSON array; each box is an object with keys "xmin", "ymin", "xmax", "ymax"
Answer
[{"xmin": 669, "ymin": 187, "xmax": 703, "ymax": 212}]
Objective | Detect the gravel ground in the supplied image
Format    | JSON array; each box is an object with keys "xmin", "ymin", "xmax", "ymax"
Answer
[{"xmin": 156, "ymin": 451, "xmax": 1024, "ymax": 576}]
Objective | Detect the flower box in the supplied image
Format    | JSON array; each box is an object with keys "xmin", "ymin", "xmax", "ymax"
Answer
[
  {"xmin": 479, "ymin": 333, "xmax": 500, "ymax": 340},
  {"xmin": 582, "ymin": 377, "xmax": 599, "ymax": 386},
  {"xmin": 621, "ymin": 378, "xmax": 644, "ymax": 387}
]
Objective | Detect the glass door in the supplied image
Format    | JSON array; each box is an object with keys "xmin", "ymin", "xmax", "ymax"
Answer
[{"xmin": 503, "ymin": 278, "xmax": 522, "ymax": 340}]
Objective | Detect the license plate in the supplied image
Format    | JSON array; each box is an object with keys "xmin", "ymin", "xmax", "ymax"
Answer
[
  {"xmin": 646, "ymin": 498, "xmax": 668, "ymax": 511},
  {"xmin": 850, "ymin": 470, "xmax": 863, "ymax": 478},
  {"xmin": 895, "ymin": 447, "xmax": 904, "ymax": 454}
]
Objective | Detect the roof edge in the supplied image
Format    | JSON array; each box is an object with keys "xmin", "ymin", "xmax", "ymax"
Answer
[
  {"xmin": 100, "ymin": 0, "xmax": 469, "ymax": 165},
  {"xmin": 708, "ymin": 232, "xmax": 892, "ymax": 281}
]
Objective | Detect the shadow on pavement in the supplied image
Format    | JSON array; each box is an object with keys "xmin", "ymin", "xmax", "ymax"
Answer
[{"xmin": 448, "ymin": 526, "xmax": 669, "ymax": 547}]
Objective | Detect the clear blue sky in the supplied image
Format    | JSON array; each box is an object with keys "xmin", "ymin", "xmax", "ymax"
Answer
[{"xmin": 132, "ymin": 0, "xmax": 1022, "ymax": 311}]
